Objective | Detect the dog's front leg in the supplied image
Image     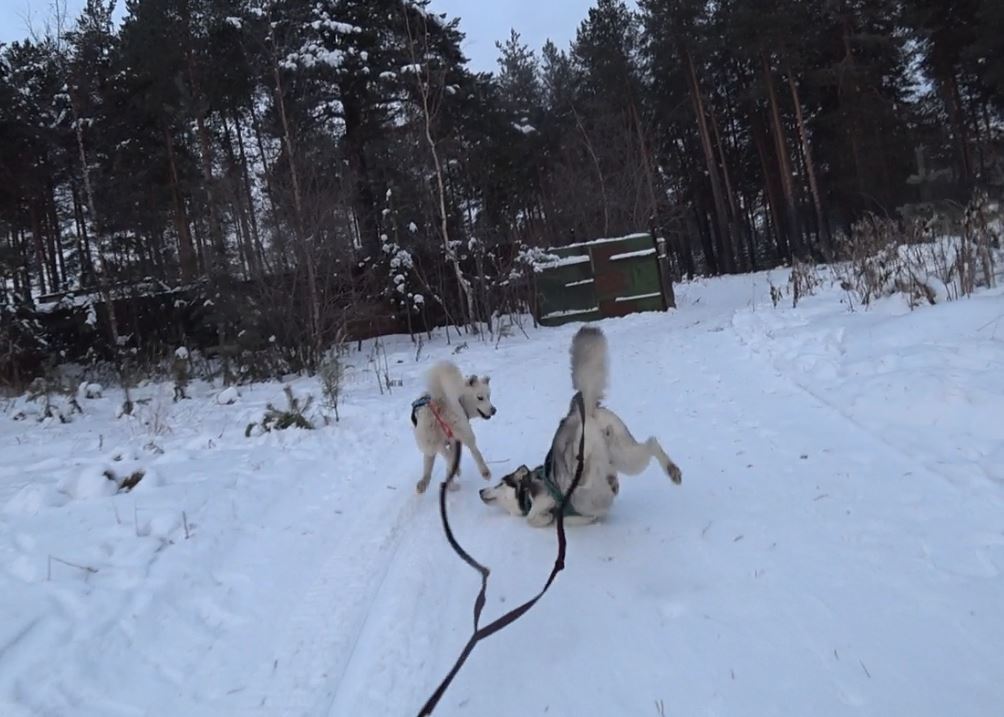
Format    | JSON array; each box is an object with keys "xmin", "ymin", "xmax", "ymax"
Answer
[
  {"xmin": 455, "ymin": 425, "xmax": 491, "ymax": 479},
  {"xmin": 416, "ymin": 453, "xmax": 435, "ymax": 493},
  {"xmin": 527, "ymin": 501, "xmax": 556, "ymax": 528}
]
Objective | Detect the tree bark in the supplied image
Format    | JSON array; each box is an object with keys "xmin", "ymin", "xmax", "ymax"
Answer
[
  {"xmin": 681, "ymin": 44, "xmax": 735, "ymax": 274},
  {"xmin": 762, "ymin": 50, "xmax": 801, "ymax": 259},
  {"xmin": 232, "ymin": 109, "xmax": 264, "ymax": 274},
  {"xmin": 269, "ymin": 25, "xmax": 320, "ymax": 361},
  {"xmin": 29, "ymin": 203, "xmax": 48, "ymax": 295},
  {"xmin": 709, "ymin": 103, "xmax": 742, "ymax": 270},
  {"xmin": 180, "ymin": 0, "xmax": 225, "ymax": 265},
  {"xmin": 164, "ymin": 126, "xmax": 197, "ymax": 281},
  {"xmin": 405, "ymin": 10, "xmax": 477, "ymax": 329},
  {"xmin": 787, "ymin": 71, "xmax": 830, "ymax": 248}
]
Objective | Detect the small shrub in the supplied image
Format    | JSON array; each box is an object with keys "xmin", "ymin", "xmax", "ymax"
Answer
[
  {"xmin": 104, "ymin": 468, "xmax": 146, "ymax": 493},
  {"xmin": 172, "ymin": 347, "xmax": 191, "ymax": 402},
  {"xmin": 27, "ymin": 377, "xmax": 64, "ymax": 422},
  {"xmin": 833, "ymin": 197, "xmax": 1000, "ymax": 310},
  {"xmin": 319, "ymin": 352, "xmax": 345, "ymax": 422},
  {"xmin": 245, "ymin": 385, "xmax": 315, "ymax": 436},
  {"xmin": 788, "ymin": 260, "xmax": 821, "ymax": 307}
]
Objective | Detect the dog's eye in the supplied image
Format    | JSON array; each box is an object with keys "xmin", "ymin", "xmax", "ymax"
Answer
[{"xmin": 477, "ymin": 396, "xmax": 484, "ymax": 401}]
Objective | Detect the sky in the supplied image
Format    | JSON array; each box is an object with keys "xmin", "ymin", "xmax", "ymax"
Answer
[{"xmin": 0, "ymin": 1, "xmax": 602, "ymax": 73}]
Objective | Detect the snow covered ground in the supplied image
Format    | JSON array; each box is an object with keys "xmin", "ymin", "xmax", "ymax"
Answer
[{"xmin": 2, "ymin": 270, "xmax": 1003, "ymax": 717}]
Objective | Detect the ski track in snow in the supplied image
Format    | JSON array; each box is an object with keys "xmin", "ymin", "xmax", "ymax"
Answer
[{"xmin": 2, "ymin": 272, "xmax": 1003, "ymax": 716}]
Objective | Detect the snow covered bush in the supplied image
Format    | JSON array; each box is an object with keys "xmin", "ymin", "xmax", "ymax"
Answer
[
  {"xmin": 319, "ymin": 329, "xmax": 348, "ymax": 422},
  {"xmin": 0, "ymin": 300, "xmax": 48, "ymax": 390},
  {"xmin": 833, "ymin": 196, "xmax": 1000, "ymax": 309},
  {"xmin": 27, "ymin": 377, "xmax": 64, "ymax": 423},
  {"xmin": 216, "ymin": 387, "xmax": 240, "ymax": 406},
  {"xmin": 78, "ymin": 382, "xmax": 103, "ymax": 399},
  {"xmin": 172, "ymin": 347, "xmax": 190, "ymax": 401},
  {"xmin": 245, "ymin": 386, "xmax": 315, "ymax": 437},
  {"xmin": 788, "ymin": 260, "xmax": 821, "ymax": 307}
]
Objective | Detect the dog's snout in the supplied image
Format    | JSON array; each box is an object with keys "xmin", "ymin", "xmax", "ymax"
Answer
[
  {"xmin": 490, "ymin": 407, "xmax": 497, "ymax": 416},
  {"xmin": 479, "ymin": 488, "xmax": 493, "ymax": 502}
]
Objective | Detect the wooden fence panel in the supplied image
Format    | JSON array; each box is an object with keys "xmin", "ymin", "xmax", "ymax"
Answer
[{"xmin": 535, "ymin": 233, "xmax": 669, "ymax": 327}]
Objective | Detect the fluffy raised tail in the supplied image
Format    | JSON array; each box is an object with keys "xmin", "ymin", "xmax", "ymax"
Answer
[{"xmin": 570, "ymin": 325, "xmax": 608, "ymax": 410}]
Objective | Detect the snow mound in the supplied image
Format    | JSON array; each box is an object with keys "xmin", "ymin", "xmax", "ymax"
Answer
[
  {"xmin": 58, "ymin": 466, "xmax": 119, "ymax": 500},
  {"xmin": 216, "ymin": 387, "xmax": 240, "ymax": 405},
  {"xmin": 4, "ymin": 484, "xmax": 50, "ymax": 515},
  {"xmin": 78, "ymin": 382, "xmax": 103, "ymax": 399}
]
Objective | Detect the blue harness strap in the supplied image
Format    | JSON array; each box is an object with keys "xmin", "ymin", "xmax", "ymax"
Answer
[
  {"xmin": 411, "ymin": 394, "xmax": 431, "ymax": 426},
  {"xmin": 535, "ymin": 449, "xmax": 581, "ymax": 517}
]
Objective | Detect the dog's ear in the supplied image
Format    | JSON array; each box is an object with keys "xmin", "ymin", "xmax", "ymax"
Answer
[
  {"xmin": 467, "ymin": 375, "xmax": 477, "ymax": 387},
  {"xmin": 482, "ymin": 375, "xmax": 490, "ymax": 384}
]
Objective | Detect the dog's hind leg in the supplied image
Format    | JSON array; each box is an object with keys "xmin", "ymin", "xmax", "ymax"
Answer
[
  {"xmin": 610, "ymin": 433, "xmax": 682, "ymax": 484},
  {"xmin": 441, "ymin": 440, "xmax": 463, "ymax": 491},
  {"xmin": 417, "ymin": 453, "xmax": 435, "ymax": 494},
  {"xmin": 603, "ymin": 411, "xmax": 682, "ymax": 484},
  {"xmin": 646, "ymin": 437, "xmax": 683, "ymax": 484}
]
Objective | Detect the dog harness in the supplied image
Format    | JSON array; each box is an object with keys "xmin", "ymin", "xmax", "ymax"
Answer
[
  {"xmin": 524, "ymin": 449, "xmax": 581, "ymax": 518},
  {"xmin": 411, "ymin": 394, "xmax": 455, "ymax": 441}
]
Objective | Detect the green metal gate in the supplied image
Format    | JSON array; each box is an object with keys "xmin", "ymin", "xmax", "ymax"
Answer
[{"xmin": 534, "ymin": 233, "xmax": 671, "ymax": 327}]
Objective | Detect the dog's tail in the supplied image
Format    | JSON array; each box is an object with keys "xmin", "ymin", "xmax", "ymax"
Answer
[{"xmin": 570, "ymin": 325, "xmax": 608, "ymax": 412}]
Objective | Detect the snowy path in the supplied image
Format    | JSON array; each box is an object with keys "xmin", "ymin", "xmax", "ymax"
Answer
[{"xmin": 2, "ymin": 274, "xmax": 1003, "ymax": 716}]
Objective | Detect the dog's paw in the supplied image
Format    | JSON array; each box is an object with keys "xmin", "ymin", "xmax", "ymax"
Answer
[
  {"xmin": 480, "ymin": 466, "xmax": 491, "ymax": 480},
  {"xmin": 528, "ymin": 511, "xmax": 555, "ymax": 528},
  {"xmin": 416, "ymin": 477, "xmax": 431, "ymax": 494},
  {"xmin": 447, "ymin": 478, "xmax": 462, "ymax": 492},
  {"xmin": 666, "ymin": 462, "xmax": 682, "ymax": 485}
]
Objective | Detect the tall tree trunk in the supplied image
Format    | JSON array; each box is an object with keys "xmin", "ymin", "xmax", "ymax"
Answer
[
  {"xmin": 342, "ymin": 98, "xmax": 380, "ymax": 255},
  {"xmin": 67, "ymin": 89, "xmax": 118, "ymax": 345},
  {"xmin": 405, "ymin": 11, "xmax": 477, "ymax": 329},
  {"xmin": 762, "ymin": 50, "xmax": 801, "ymax": 259},
  {"xmin": 573, "ymin": 106, "xmax": 611, "ymax": 236},
  {"xmin": 47, "ymin": 182, "xmax": 67, "ymax": 288},
  {"xmin": 787, "ymin": 70, "xmax": 830, "ymax": 248},
  {"xmin": 17, "ymin": 228, "xmax": 32, "ymax": 299},
  {"xmin": 180, "ymin": 0, "xmax": 226, "ymax": 266},
  {"xmin": 752, "ymin": 115, "xmax": 787, "ymax": 260},
  {"xmin": 839, "ymin": 16, "xmax": 866, "ymax": 203},
  {"xmin": 269, "ymin": 25, "xmax": 320, "ymax": 362},
  {"xmin": 248, "ymin": 100, "xmax": 284, "ymax": 274},
  {"xmin": 232, "ymin": 109, "xmax": 265, "ymax": 274},
  {"xmin": 220, "ymin": 114, "xmax": 254, "ymax": 280},
  {"xmin": 42, "ymin": 195, "xmax": 62, "ymax": 292},
  {"xmin": 164, "ymin": 126, "xmax": 197, "ymax": 281},
  {"xmin": 70, "ymin": 179, "xmax": 93, "ymax": 285},
  {"xmin": 947, "ymin": 71, "xmax": 972, "ymax": 184},
  {"xmin": 709, "ymin": 104, "xmax": 743, "ymax": 270},
  {"xmin": 681, "ymin": 44, "xmax": 735, "ymax": 274},
  {"xmin": 30, "ymin": 203, "xmax": 48, "ymax": 295}
]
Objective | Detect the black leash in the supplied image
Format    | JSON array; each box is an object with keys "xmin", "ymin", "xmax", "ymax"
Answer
[{"xmin": 417, "ymin": 393, "xmax": 587, "ymax": 716}]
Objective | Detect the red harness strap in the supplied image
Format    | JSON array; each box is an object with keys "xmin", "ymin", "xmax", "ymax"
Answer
[{"xmin": 428, "ymin": 400, "xmax": 455, "ymax": 440}]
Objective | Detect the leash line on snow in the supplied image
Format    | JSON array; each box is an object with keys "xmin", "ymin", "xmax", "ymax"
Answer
[{"xmin": 417, "ymin": 394, "xmax": 587, "ymax": 716}]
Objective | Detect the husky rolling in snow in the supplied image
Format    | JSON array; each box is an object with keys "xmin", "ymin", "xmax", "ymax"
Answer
[
  {"xmin": 411, "ymin": 361, "xmax": 497, "ymax": 494},
  {"xmin": 479, "ymin": 326, "xmax": 681, "ymax": 526}
]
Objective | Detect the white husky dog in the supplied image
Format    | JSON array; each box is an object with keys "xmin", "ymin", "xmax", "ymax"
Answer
[
  {"xmin": 479, "ymin": 326, "xmax": 681, "ymax": 526},
  {"xmin": 411, "ymin": 361, "xmax": 497, "ymax": 494}
]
